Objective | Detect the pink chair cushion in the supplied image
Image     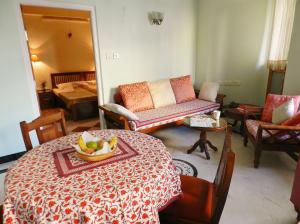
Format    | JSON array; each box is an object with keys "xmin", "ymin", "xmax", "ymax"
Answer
[
  {"xmin": 170, "ymin": 75, "xmax": 196, "ymax": 103},
  {"xmin": 245, "ymin": 120, "xmax": 273, "ymax": 139},
  {"xmin": 261, "ymin": 94, "xmax": 300, "ymax": 122},
  {"xmin": 119, "ymin": 82, "xmax": 154, "ymax": 112},
  {"xmin": 281, "ymin": 111, "xmax": 300, "ymax": 126}
]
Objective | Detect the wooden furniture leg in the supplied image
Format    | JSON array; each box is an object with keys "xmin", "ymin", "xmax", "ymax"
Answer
[{"xmin": 187, "ymin": 131, "xmax": 218, "ymax": 160}]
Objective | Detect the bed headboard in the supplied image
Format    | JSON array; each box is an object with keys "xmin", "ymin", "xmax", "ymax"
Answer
[{"xmin": 51, "ymin": 71, "xmax": 96, "ymax": 88}]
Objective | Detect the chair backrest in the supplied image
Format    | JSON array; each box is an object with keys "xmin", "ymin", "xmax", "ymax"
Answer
[
  {"xmin": 20, "ymin": 109, "xmax": 67, "ymax": 151},
  {"xmin": 212, "ymin": 126, "xmax": 235, "ymax": 224}
]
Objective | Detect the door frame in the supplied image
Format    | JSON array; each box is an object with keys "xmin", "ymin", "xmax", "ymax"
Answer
[{"xmin": 15, "ymin": 0, "xmax": 105, "ymax": 127}]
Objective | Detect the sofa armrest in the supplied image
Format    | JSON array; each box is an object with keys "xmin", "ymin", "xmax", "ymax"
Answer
[
  {"xmin": 99, "ymin": 105, "xmax": 131, "ymax": 130},
  {"xmin": 216, "ymin": 93, "xmax": 226, "ymax": 109}
]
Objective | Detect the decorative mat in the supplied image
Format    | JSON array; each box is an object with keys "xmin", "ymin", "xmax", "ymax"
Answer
[
  {"xmin": 53, "ymin": 138, "xmax": 139, "ymax": 177},
  {"xmin": 172, "ymin": 159, "xmax": 198, "ymax": 177}
]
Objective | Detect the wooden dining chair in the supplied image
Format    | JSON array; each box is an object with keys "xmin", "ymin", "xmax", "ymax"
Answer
[
  {"xmin": 20, "ymin": 109, "xmax": 67, "ymax": 151},
  {"xmin": 159, "ymin": 126, "xmax": 235, "ymax": 224}
]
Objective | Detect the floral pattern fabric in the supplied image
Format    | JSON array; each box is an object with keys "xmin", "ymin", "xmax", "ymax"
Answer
[
  {"xmin": 119, "ymin": 82, "xmax": 154, "ymax": 112},
  {"xmin": 4, "ymin": 130, "xmax": 181, "ymax": 224}
]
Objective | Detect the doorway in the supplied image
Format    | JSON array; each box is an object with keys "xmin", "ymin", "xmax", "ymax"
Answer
[{"xmin": 20, "ymin": 4, "xmax": 103, "ymax": 132}]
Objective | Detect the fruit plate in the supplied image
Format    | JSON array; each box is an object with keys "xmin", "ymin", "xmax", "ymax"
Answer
[
  {"xmin": 75, "ymin": 145, "xmax": 117, "ymax": 162},
  {"xmin": 72, "ymin": 131, "xmax": 118, "ymax": 162}
]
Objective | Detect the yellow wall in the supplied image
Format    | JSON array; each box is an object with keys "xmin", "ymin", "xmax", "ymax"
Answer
[{"xmin": 23, "ymin": 14, "xmax": 95, "ymax": 89}]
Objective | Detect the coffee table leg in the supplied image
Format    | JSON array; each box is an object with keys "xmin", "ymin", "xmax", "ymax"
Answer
[
  {"xmin": 187, "ymin": 139, "xmax": 201, "ymax": 154},
  {"xmin": 207, "ymin": 140, "xmax": 218, "ymax": 151},
  {"xmin": 199, "ymin": 142, "xmax": 210, "ymax": 160}
]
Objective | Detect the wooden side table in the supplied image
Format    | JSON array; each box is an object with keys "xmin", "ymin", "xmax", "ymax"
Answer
[
  {"xmin": 223, "ymin": 104, "xmax": 262, "ymax": 135},
  {"xmin": 184, "ymin": 118, "xmax": 227, "ymax": 160},
  {"xmin": 37, "ymin": 89, "xmax": 55, "ymax": 110}
]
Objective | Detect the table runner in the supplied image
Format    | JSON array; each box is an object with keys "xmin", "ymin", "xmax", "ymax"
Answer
[{"xmin": 53, "ymin": 137, "xmax": 139, "ymax": 177}]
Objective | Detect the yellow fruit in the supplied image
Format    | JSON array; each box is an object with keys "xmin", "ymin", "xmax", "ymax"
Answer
[
  {"xmin": 86, "ymin": 141, "xmax": 97, "ymax": 150},
  {"xmin": 109, "ymin": 136, "xmax": 117, "ymax": 149},
  {"xmin": 78, "ymin": 136, "xmax": 87, "ymax": 150}
]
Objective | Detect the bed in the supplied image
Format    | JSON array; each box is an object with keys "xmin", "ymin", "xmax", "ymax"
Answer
[{"xmin": 51, "ymin": 71, "xmax": 99, "ymax": 121}]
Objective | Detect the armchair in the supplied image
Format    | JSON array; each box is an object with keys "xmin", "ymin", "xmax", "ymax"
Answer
[{"xmin": 243, "ymin": 94, "xmax": 300, "ymax": 168}]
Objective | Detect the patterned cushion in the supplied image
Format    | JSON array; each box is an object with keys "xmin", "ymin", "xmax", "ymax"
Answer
[
  {"xmin": 282, "ymin": 111, "xmax": 300, "ymax": 126},
  {"xmin": 119, "ymin": 82, "xmax": 154, "ymax": 112},
  {"xmin": 261, "ymin": 94, "xmax": 300, "ymax": 122},
  {"xmin": 129, "ymin": 99, "xmax": 219, "ymax": 131},
  {"xmin": 170, "ymin": 75, "xmax": 196, "ymax": 103},
  {"xmin": 246, "ymin": 120, "xmax": 273, "ymax": 139}
]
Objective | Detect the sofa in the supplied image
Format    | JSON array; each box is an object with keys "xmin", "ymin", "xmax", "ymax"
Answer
[{"xmin": 99, "ymin": 75, "xmax": 225, "ymax": 133}]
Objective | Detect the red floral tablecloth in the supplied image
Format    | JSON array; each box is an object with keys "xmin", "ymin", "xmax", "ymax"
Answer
[{"xmin": 4, "ymin": 130, "xmax": 181, "ymax": 223}]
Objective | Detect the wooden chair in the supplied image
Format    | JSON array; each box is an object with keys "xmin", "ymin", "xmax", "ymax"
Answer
[
  {"xmin": 20, "ymin": 109, "xmax": 67, "ymax": 151},
  {"xmin": 159, "ymin": 126, "xmax": 235, "ymax": 224},
  {"xmin": 243, "ymin": 109, "xmax": 300, "ymax": 168}
]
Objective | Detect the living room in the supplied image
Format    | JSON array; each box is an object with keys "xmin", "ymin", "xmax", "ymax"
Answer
[{"xmin": 1, "ymin": 0, "xmax": 300, "ymax": 223}]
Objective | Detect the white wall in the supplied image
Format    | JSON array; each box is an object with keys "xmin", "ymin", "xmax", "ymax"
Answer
[
  {"xmin": 284, "ymin": 1, "xmax": 300, "ymax": 95},
  {"xmin": 0, "ymin": 0, "xmax": 197, "ymax": 156},
  {"xmin": 195, "ymin": 0, "xmax": 273, "ymax": 105},
  {"xmin": 0, "ymin": 0, "xmax": 40, "ymax": 157}
]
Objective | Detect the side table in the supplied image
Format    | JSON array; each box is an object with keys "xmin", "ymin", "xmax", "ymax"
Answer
[
  {"xmin": 223, "ymin": 104, "xmax": 262, "ymax": 135},
  {"xmin": 184, "ymin": 117, "xmax": 228, "ymax": 160}
]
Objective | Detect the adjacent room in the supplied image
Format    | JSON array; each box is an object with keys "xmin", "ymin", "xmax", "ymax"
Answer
[
  {"xmin": 0, "ymin": 0, "xmax": 300, "ymax": 223},
  {"xmin": 22, "ymin": 5, "xmax": 101, "ymax": 132}
]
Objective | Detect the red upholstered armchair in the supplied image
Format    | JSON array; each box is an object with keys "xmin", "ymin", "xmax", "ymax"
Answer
[{"xmin": 244, "ymin": 94, "xmax": 300, "ymax": 168}]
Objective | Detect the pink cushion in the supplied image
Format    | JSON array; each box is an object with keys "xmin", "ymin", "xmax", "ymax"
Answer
[
  {"xmin": 119, "ymin": 82, "xmax": 154, "ymax": 112},
  {"xmin": 245, "ymin": 120, "xmax": 273, "ymax": 139},
  {"xmin": 281, "ymin": 111, "xmax": 300, "ymax": 126},
  {"xmin": 170, "ymin": 75, "xmax": 196, "ymax": 103},
  {"xmin": 261, "ymin": 94, "xmax": 300, "ymax": 122}
]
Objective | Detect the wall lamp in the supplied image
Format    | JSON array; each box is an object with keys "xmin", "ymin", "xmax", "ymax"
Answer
[
  {"xmin": 31, "ymin": 54, "xmax": 39, "ymax": 63},
  {"xmin": 148, "ymin": 11, "xmax": 164, "ymax": 25}
]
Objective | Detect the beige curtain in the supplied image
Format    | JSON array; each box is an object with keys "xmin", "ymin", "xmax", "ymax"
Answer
[{"xmin": 268, "ymin": 0, "xmax": 296, "ymax": 71}]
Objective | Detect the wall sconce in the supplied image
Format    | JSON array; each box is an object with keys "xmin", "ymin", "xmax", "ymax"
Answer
[
  {"xmin": 31, "ymin": 54, "xmax": 39, "ymax": 62},
  {"xmin": 148, "ymin": 11, "xmax": 164, "ymax": 25}
]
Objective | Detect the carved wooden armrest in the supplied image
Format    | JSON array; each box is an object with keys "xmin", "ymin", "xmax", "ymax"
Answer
[
  {"xmin": 260, "ymin": 124, "xmax": 300, "ymax": 132},
  {"xmin": 256, "ymin": 124, "xmax": 300, "ymax": 144},
  {"xmin": 216, "ymin": 93, "xmax": 226, "ymax": 109},
  {"xmin": 99, "ymin": 105, "xmax": 130, "ymax": 130}
]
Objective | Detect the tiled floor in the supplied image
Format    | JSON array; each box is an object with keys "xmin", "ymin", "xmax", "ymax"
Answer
[{"xmin": 1, "ymin": 126, "xmax": 298, "ymax": 223}]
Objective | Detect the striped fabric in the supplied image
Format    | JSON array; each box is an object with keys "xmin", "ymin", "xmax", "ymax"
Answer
[{"xmin": 129, "ymin": 99, "xmax": 219, "ymax": 131}]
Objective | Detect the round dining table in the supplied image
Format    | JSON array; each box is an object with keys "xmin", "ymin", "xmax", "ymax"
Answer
[{"xmin": 4, "ymin": 130, "xmax": 181, "ymax": 224}]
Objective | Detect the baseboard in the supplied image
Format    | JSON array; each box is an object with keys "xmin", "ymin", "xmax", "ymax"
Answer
[{"xmin": 0, "ymin": 151, "xmax": 26, "ymax": 164}]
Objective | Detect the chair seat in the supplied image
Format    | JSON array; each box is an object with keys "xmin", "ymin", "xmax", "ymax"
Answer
[
  {"xmin": 245, "ymin": 119, "xmax": 273, "ymax": 139},
  {"xmin": 160, "ymin": 175, "xmax": 214, "ymax": 224}
]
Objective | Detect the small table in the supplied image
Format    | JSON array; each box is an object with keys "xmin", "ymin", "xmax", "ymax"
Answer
[
  {"xmin": 223, "ymin": 104, "xmax": 261, "ymax": 135},
  {"xmin": 184, "ymin": 117, "xmax": 227, "ymax": 160},
  {"xmin": 4, "ymin": 130, "xmax": 181, "ymax": 223}
]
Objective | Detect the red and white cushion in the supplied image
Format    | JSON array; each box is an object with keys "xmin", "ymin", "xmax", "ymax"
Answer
[
  {"xmin": 261, "ymin": 94, "xmax": 300, "ymax": 122},
  {"xmin": 246, "ymin": 120, "xmax": 273, "ymax": 139},
  {"xmin": 129, "ymin": 99, "xmax": 219, "ymax": 131}
]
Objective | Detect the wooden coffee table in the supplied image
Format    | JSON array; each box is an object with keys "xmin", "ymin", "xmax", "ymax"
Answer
[{"xmin": 184, "ymin": 117, "xmax": 227, "ymax": 160}]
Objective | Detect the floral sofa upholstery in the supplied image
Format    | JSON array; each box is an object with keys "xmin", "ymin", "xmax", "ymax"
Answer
[{"xmin": 99, "ymin": 76, "xmax": 225, "ymax": 133}]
